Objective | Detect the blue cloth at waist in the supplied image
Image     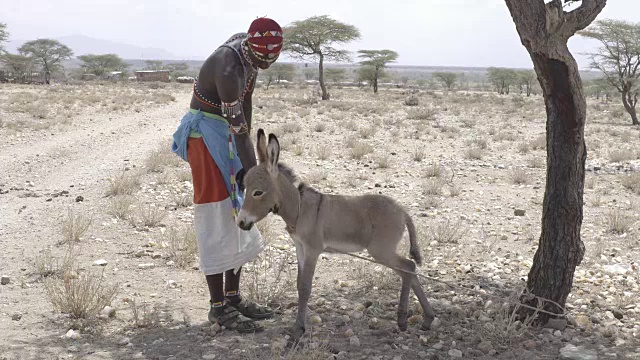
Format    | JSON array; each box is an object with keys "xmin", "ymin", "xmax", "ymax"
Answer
[{"xmin": 171, "ymin": 109, "xmax": 244, "ymax": 206}]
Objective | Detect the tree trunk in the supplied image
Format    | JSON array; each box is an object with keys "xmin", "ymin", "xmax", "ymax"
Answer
[
  {"xmin": 622, "ymin": 90, "xmax": 639, "ymax": 125},
  {"xmin": 505, "ymin": 0, "xmax": 606, "ymax": 324},
  {"xmin": 318, "ymin": 54, "xmax": 329, "ymax": 100},
  {"xmin": 373, "ymin": 68, "xmax": 379, "ymax": 94}
]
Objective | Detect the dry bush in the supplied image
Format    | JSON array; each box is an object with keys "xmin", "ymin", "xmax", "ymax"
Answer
[
  {"xmin": 344, "ymin": 119, "xmax": 358, "ymax": 131},
  {"xmin": 431, "ymin": 218, "xmax": 467, "ymax": 244},
  {"xmin": 529, "ymin": 135, "xmax": 546, "ymax": 150},
  {"xmin": 620, "ymin": 173, "xmax": 640, "ymax": 194},
  {"xmin": 44, "ymin": 268, "xmax": 119, "ymax": 319},
  {"xmin": 493, "ymin": 131, "xmax": 518, "ymax": 142},
  {"xmin": 164, "ymin": 224, "xmax": 198, "ymax": 269},
  {"xmin": 479, "ymin": 294, "xmax": 535, "ymax": 347},
  {"xmin": 460, "ymin": 118, "xmax": 476, "ymax": 128},
  {"xmin": 422, "ymin": 196, "xmax": 442, "ymax": 209},
  {"xmin": 352, "ymin": 261, "xmax": 397, "ymax": 292},
  {"xmin": 133, "ymin": 204, "xmax": 167, "ymax": 228},
  {"xmin": 313, "ymin": 123, "xmax": 326, "ymax": 132},
  {"xmin": 358, "ymin": 126, "xmax": 377, "ymax": 139},
  {"xmin": 606, "ymin": 209, "xmax": 633, "ymax": 234},
  {"xmin": 527, "ymin": 156, "xmax": 545, "ymax": 169},
  {"xmin": 407, "ymin": 107, "xmax": 436, "ymax": 121},
  {"xmin": 412, "ymin": 147, "xmax": 426, "ymax": 162},
  {"xmin": 315, "ymin": 144, "xmax": 332, "ymax": 160},
  {"xmin": 128, "ymin": 299, "xmax": 161, "ymax": 328},
  {"xmin": 469, "ymin": 137, "xmax": 488, "ymax": 150},
  {"xmin": 344, "ymin": 135, "xmax": 358, "ymax": 148},
  {"xmin": 449, "ymin": 183, "xmax": 462, "ymax": 197},
  {"xmin": 423, "ymin": 178, "xmax": 444, "ymax": 196},
  {"xmin": 293, "ymin": 144, "xmax": 305, "ymax": 156},
  {"xmin": 244, "ymin": 219, "xmax": 296, "ymax": 306},
  {"xmin": 404, "ymin": 95, "xmax": 419, "ymax": 106},
  {"xmin": 517, "ymin": 142, "xmax": 530, "ymax": 154},
  {"xmin": 585, "ymin": 176, "xmax": 596, "ymax": 190},
  {"xmin": 34, "ymin": 244, "xmax": 79, "ymax": 279},
  {"xmin": 464, "ymin": 146, "xmax": 485, "ymax": 160},
  {"xmin": 108, "ymin": 195, "xmax": 135, "ymax": 220},
  {"xmin": 145, "ymin": 147, "xmax": 179, "ymax": 173},
  {"xmin": 375, "ymin": 155, "xmax": 391, "ymax": 169},
  {"xmin": 590, "ymin": 194, "xmax": 603, "ymax": 207},
  {"xmin": 349, "ymin": 142, "xmax": 373, "ymax": 160},
  {"xmin": 60, "ymin": 209, "xmax": 92, "ymax": 244},
  {"xmin": 172, "ymin": 193, "xmax": 193, "ymax": 208},
  {"xmin": 424, "ymin": 163, "xmax": 442, "ymax": 178},
  {"xmin": 509, "ymin": 168, "xmax": 529, "ymax": 185},
  {"xmin": 106, "ymin": 170, "xmax": 141, "ymax": 196},
  {"xmin": 609, "ymin": 149, "xmax": 636, "ymax": 163},
  {"xmin": 307, "ymin": 170, "xmax": 328, "ymax": 184},
  {"xmin": 176, "ymin": 169, "xmax": 192, "ymax": 183},
  {"xmin": 278, "ymin": 122, "xmax": 302, "ymax": 134}
]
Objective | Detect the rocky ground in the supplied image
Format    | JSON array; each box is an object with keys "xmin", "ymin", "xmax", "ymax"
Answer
[{"xmin": 0, "ymin": 82, "xmax": 639, "ymax": 360}]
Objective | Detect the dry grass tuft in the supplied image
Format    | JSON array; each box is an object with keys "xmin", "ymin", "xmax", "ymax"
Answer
[
  {"xmin": 509, "ymin": 168, "xmax": 529, "ymax": 185},
  {"xmin": 34, "ymin": 244, "xmax": 79, "ymax": 279},
  {"xmin": 349, "ymin": 142, "xmax": 373, "ymax": 160},
  {"xmin": 106, "ymin": 170, "xmax": 141, "ymax": 196},
  {"xmin": 315, "ymin": 144, "xmax": 332, "ymax": 160},
  {"xmin": 424, "ymin": 163, "xmax": 443, "ymax": 178},
  {"xmin": 464, "ymin": 146, "xmax": 485, "ymax": 160},
  {"xmin": 606, "ymin": 209, "xmax": 633, "ymax": 234},
  {"xmin": 164, "ymin": 224, "xmax": 198, "ymax": 269},
  {"xmin": 132, "ymin": 204, "xmax": 167, "ymax": 228},
  {"xmin": 108, "ymin": 195, "xmax": 135, "ymax": 220},
  {"xmin": 60, "ymin": 209, "xmax": 92, "ymax": 244},
  {"xmin": 431, "ymin": 218, "xmax": 467, "ymax": 244}
]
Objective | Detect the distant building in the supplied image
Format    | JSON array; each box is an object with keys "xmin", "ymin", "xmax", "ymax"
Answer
[{"xmin": 134, "ymin": 70, "xmax": 170, "ymax": 82}]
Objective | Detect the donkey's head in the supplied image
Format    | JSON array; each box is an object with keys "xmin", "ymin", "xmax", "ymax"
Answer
[{"xmin": 236, "ymin": 129, "xmax": 286, "ymax": 231}]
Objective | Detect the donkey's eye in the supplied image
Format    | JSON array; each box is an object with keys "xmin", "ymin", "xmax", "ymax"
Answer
[{"xmin": 252, "ymin": 190, "xmax": 264, "ymax": 197}]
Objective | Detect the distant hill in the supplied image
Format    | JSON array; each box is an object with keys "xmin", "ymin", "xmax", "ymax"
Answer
[{"xmin": 6, "ymin": 34, "xmax": 179, "ymax": 60}]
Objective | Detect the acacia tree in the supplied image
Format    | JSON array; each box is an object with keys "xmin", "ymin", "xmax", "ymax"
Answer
[
  {"xmin": 0, "ymin": 23, "xmax": 8, "ymax": 53},
  {"xmin": 283, "ymin": 15, "xmax": 360, "ymax": 100},
  {"xmin": 579, "ymin": 19, "xmax": 640, "ymax": 125},
  {"xmin": 518, "ymin": 70, "xmax": 537, "ymax": 96},
  {"xmin": 78, "ymin": 54, "xmax": 130, "ymax": 76},
  {"xmin": 357, "ymin": 50, "xmax": 398, "ymax": 94},
  {"xmin": 487, "ymin": 67, "xmax": 519, "ymax": 94},
  {"xmin": 325, "ymin": 68, "xmax": 346, "ymax": 84},
  {"xmin": 432, "ymin": 71, "xmax": 458, "ymax": 91},
  {"xmin": 19, "ymin": 39, "xmax": 73, "ymax": 84},
  {"xmin": 0, "ymin": 54, "xmax": 33, "ymax": 82},
  {"xmin": 505, "ymin": 0, "xmax": 607, "ymax": 324}
]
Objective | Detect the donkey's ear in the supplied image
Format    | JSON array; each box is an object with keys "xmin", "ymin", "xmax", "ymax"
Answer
[
  {"xmin": 256, "ymin": 128, "xmax": 268, "ymax": 164},
  {"xmin": 266, "ymin": 133, "xmax": 280, "ymax": 177}
]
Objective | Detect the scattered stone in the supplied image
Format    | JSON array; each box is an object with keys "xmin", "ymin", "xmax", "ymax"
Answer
[
  {"xmin": 553, "ymin": 330, "xmax": 562, "ymax": 337},
  {"xmin": 202, "ymin": 354, "xmax": 216, "ymax": 360},
  {"xmin": 546, "ymin": 318, "xmax": 567, "ymax": 331},
  {"xmin": 166, "ymin": 280, "xmax": 177, "ymax": 288},
  {"xmin": 349, "ymin": 335, "xmax": 360, "ymax": 347},
  {"xmin": 93, "ymin": 259, "xmax": 108, "ymax": 267},
  {"xmin": 316, "ymin": 297, "xmax": 326, "ymax": 306},
  {"xmin": 116, "ymin": 337, "xmax": 130, "ymax": 346},
  {"xmin": 431, "ymin": 317, "xmax": 442, "ymax": 328},
  {"xmin": 448, "ymin": 349, "xmax": 463, "ymax": 358},
  {"xmin": 368, "ymin": 317, "xmax": 380, "ymax": 329},
  {"xmin": 11, "ymin": 312, "xmax": 22, "ymax": 321},
  {"xmin": 75, "ymin": 196, "xmax": 84, "ymax": 202},
  {"xmin": 612, "ymin": 309, "xmax": 624, "ymax": 320},
  {"xmin": 138, "ymin": 263, "xmax": 155, "ymax": 269},
  {"xmin": 419, "ymin": 335, "xmax": 429, "ymax": 346},
  {"xmin": 65, "ymin": 329, "xmax": 81, "ymax": 340},
  {"xmin": 408, "ymin": 315, "xmax": 423, "ymax": 324},
  {"xmin": 211, "ymin": 323, "xmax": 221, "ymax": 332},
  {"xmin": 100, "ymin": 306, "xmax": 116, "ymax": 318},
  {"xmin": 478, "ymin": 341, "xmax": 493, "ymax": 354},
  {"xmin": 523, "ymin": 340, "xmax": 537, "ymax": 350},
  {"xmin": 559, "ymin": 344, "xmax": 598, "ymax": 360},
  {"xmin": 310, "ymin": 315, "xmax": 322, "ymax": 325},
  {"xmin": 1, "ymin": 275, "xmax": 10, "ymax": 285},
  {"xmin": 432, "ymin": 342, "xmax": 443, "ymax": 350},
  {"xmin": 602, "ymin": 324, "xmax": 618, "ymax": 338},
  {"xmin": 344, "ymin": 329, "xmax": 355, "ymax": 338},
  {"xmin": 514, "ymin": 209, "xmax": 526, "ymax": 216}
]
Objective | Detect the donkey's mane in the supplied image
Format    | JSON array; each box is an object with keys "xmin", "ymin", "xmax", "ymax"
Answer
[{"xmin": 277, "ymin": 162, "xmax": 320, "ymax": 195}]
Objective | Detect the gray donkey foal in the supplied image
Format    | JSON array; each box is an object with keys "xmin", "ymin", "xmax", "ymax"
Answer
[{"xmin": 236, "ymin": 129, "xmax": 435, "ymax": 339}]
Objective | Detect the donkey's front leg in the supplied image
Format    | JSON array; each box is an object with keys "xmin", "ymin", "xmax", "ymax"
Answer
[{"xmin": 292, "ymin": 251, "xmax": 320, "ymax": 340}]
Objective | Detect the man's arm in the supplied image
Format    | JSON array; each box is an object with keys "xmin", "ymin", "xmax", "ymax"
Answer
[{"xmin": 214, "ymin": 56, "xmax": 257, "ymax": 174}]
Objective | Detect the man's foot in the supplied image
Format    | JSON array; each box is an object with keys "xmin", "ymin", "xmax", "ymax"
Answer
[
  {"xmin": 208, "ymin": 303, "xmax": 263, "ymax": 333},
  {"xmin": 226, "ymin": 295, "xmax": 274, "ymax": 320}
]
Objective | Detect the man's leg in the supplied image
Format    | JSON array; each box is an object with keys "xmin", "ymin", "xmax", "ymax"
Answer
[
  {"xmin": 224, "ymin": 267, "xmax": 274, "ymax": 319},
  {"xmin": 206, "ymin": 273, "xmax": 225, "ymax": 308},
  {"xmin": 224, "ymin": 267, "xmax": 242, "ymax": 303}
]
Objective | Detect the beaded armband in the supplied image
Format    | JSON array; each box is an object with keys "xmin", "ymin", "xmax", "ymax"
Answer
[{"xmin": 221, "ymin": 99, "xmax": 243, "ymax": 118}]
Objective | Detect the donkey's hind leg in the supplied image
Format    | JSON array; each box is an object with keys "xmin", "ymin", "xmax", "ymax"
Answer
[{"xmin": 411, "ymin": 276, "xmax": 436, "ymax": 330}]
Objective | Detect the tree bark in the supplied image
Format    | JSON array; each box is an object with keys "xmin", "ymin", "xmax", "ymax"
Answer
[
  {"xmin": 318, "ymin": 54, "xmax": 329, "ymax": 100},
  {"xmin": 373, "ymin": 67, "xmax": 379, "ymax": 94},
  {"xmin": 622, "ymin": 90, "xmax": 639, "ymax": 125},
  {"xmin": 505, "ymin": 0, "xmax": 606, "ymax": 324}
]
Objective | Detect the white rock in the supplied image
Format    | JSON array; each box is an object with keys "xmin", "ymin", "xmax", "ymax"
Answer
[
  {"xmin": 349, "ymin": 336, "xmax": 360, "ymax": 347},
  {"xmin": 559, "ymin": 344, "xmax": 598, "ymax": 360},
  {"xmin": 603, "ymin": 264, "xmax": 630, "ymax": 275},
  {"xmin": 310, "ymin": 315, "xmax": 322, "ymax": 325},
  {"xmin": 166, "ymin": 280, "xmax": 177, "ymax": 288},
  {"xmin": 138, "ymin": 263, "xmax": 155, "ymax": 269},
  {"xmin": 100, "ymin": 306, "xmax": 116, "ymax": 318},
  {"xmin": 65, "ymin": 329, "xmax": 81, "ymax": 340},
  {"xmin": 202, "ymin": 354, "xmax": 216, "ymax": 360},
  {"xmin": 448, "ymin": 349, "xmax": 463, "ymax": 358},
  {"xmin": 93, "ymin": 259, "xmax": 108, "ymax": 266}
]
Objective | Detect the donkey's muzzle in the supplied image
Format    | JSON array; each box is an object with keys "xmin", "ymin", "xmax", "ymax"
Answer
[{"xmin": 237, "ymin": 219, "xmax": 254, "ymax": 231}]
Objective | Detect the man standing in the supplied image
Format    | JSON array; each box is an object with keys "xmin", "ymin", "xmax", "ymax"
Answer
[{"xmin": 172, "ymin": 17, "xmax": 283, "ymax": 333}]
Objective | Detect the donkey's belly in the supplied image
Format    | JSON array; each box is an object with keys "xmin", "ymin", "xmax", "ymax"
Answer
[{"xmin": 324, "ymin": 240, "xmax": 366, "ymax": 254}]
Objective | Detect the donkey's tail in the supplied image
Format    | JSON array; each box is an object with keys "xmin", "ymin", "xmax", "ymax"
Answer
[{"xmin": 406, "ymin": 214, "xmax": 422, "ymax": 266}]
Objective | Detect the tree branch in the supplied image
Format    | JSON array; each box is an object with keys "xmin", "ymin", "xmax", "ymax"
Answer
[{"xmin": 566, "ymin": 0, "xmax": 608, "ymax": 33}]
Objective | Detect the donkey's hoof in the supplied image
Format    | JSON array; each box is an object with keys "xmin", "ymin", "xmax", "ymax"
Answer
[
  {"xmin": 397, "ymin": 321, "xmax": 408, "ymax": 332},
  {"xmin": 421, "ymin": 317, "xmax": 435, "ymax": 331}
]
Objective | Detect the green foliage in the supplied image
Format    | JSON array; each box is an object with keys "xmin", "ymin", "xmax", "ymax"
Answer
[
  {"xmin": 260, "ymin": 63, "xmax": 297, "ymax": 88},
  {"xmin": 78, "ymin": 54, "xmax": 130, "ymax": 76},
  {"xmin": 144, "ymin": 60, "xmax": 165, "ymax": 70},
  {"xmin": 432, "ymin": 71, "xmax": 457, "ymax": 90},
  {"xmin": 0, "ymin": 22, "xmax": 8, "ymax": 52},
  {"xmin": 517, "ymin": 70, "xmax": 537, "ymax": 96},
  {"xmin": 165, "ymin": 62, "xmax": 190, "ymax": 77},
  {"xmin": 357, "ymin": 49, "xmax": 398, "ymax": 93},
  {"xmin": 487, "ymin": 67, "xmax": 519, "ymax": 94},
  {"xmin": 283, "ymin": 15, "xmax": 360, "ymax": 100},
  {"xmin": 18, "ymin": 38, "xmax": 73, "ymax": 75},
  {"xmin": 0, "ymin": 53, "xmax": 33, "ymax": 81},
  {"xmin": 325, "ymin": 68, "xmax": 346, "ymax": 83}
]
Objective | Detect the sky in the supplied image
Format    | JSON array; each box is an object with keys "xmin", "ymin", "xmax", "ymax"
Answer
[{"xmin": 2, "ymin": 0, "xmax": 639, "ymax": 69}]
